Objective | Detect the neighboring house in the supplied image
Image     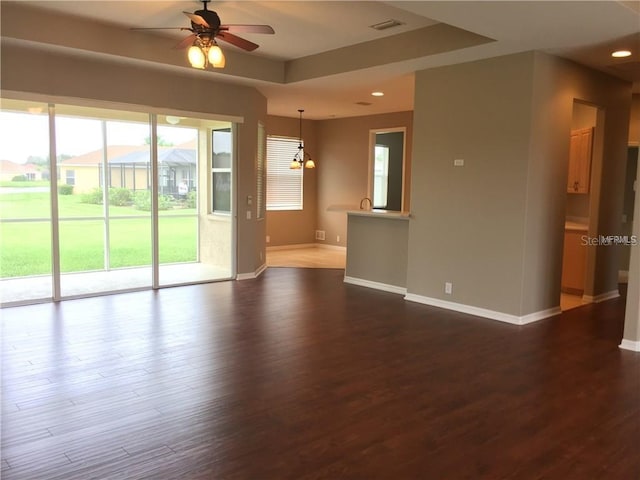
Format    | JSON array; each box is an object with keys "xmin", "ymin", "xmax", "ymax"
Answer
[
  {"xmin": 0, "ymin": 159, "xmax": 44, "ymax": 181},
  {"xmin": 58, "ymin": 143, "xmax": 196, "ymax": 195}
]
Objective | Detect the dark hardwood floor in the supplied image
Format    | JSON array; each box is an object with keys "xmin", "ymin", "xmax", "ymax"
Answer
[{"xmin": 1, "ymin": 268, "xmax": 639, "ymax": 479}]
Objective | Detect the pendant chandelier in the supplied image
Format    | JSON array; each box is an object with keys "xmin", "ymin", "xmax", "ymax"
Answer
[{"xmin": 290, "ymin": 109, "xmax": 315, "ymax": 169}]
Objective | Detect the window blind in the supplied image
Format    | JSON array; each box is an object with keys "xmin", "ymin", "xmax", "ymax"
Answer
[{"xmin": 266, "ymin": 136, "xmax": 303, "ymax": 210}]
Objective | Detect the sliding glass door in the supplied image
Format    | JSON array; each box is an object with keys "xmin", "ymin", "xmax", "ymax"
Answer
[
  {"xmin": 55, "ymin": 105, "xmax": 152, "ymax": 297},
  {"xmin": 0, "ymin": 99, "xmax": 236, "ymax": 305},
  {"xmin": 0, "ymin": 100, "xmax": 53, "ymax": 303}
]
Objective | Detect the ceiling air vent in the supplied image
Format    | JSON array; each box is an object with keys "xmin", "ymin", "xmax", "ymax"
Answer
[
  {"xmin": 369, "ymin": 19, "xmax": 405, "ymax": 31},
  {"xmin": 355, "ymin": 101, "xmax": 372, "ymax": 106}
]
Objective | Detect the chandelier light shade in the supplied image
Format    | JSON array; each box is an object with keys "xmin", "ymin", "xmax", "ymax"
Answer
[
  {"xmin": 188, "ymin": 44, "xmax": 206, "ymax": 69},
  {"xmin": 188, "ymin": 36, "xmax": 226, "ymax": 69},
  {"xmin": 208, "ymin": 44, "xmax": 225, "ymax": 68},
  {"xmin": 291, "ymin": 109, "xmax": 315, "ymax": 169}
]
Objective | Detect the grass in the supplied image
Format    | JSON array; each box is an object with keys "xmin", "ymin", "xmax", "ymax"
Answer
[
  {"xmin": 0, "ymin": 180, "xmax": 50, "ymax": 188},
  {"xmin": 0, "ymin": 192, "xmax": 198, "ymax": 278},
  {"xmin": 0, "ymin": 192, "xmax": 194, "ymax": 219}
]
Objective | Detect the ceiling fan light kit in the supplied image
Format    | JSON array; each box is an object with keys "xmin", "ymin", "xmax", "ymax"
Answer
[
  {"xmin": 188, "ymin": 36, "xmax": 225, "ymax": 69},
  {"xmin": 133, "ymin": 0, "xmax": 273, "ymax": 70}
]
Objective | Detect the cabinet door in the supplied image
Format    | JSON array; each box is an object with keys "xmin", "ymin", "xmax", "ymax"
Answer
[{"xmin": 567, "ymin": 127, "xmax": 593, "ymax": 194}]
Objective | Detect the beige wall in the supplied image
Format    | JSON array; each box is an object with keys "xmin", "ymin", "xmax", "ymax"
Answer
[
  {"xmin": 523, "ymin": 53, "xmax": 630, "ymax": 310},
  {"xmin": 408, "ymin": 52, "xmax": 534, "ymax": 315},
  {"xmin": 316, "ymin": 111, "xmax": 413, "ymax": 247},
  {"xmin": 407, "ymin": 51, "xmax": 631, "ymax": 317},
  {"xmin": 1, "ymin": 42, "xmax": 267, "ymax": 276},
  {"xmin": 345, "ymin": 214, "xmax": 409, "ymax": 288},
  {"xmin": 265, "ymin": 115, "xmax": 318, "ymax": 246}
]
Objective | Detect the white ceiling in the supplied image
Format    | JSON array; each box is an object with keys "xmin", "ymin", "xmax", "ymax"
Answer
[{"xmin": 2, "ymin": 1, "xmax": 639, "ymax": 119}]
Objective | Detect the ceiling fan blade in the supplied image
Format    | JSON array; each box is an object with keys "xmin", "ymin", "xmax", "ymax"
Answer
[
  {"xmin": 183, "ymin": 11, "xmax": 210, "ymax": 28},
  {"xmin": 216, "ymin": 31, "xmax": 259, "ymax": 51},
  {"xmin": 220, "ymin": 24, "xmax": 275, "ymax": 34},
  {"xmin": 131, "ymin": 27, "xmax": 190, "ymax": 31},
  {"xmin": 174, "ymin": 34, "xmax": 197, "ymax": 50}
]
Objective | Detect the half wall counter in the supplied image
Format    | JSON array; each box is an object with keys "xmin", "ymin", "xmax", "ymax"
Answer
[{"xmin": 345, "ymin": 210, "xmax": 410, "ymax": 294}]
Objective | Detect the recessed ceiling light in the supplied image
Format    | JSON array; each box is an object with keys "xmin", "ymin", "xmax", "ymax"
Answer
[
  {"xmin": 611, "ymin": 50, "xmax": 632, "ymax": 58},
  {"xmin": 371, "ymin": 92, "xmax": 384, "ymax": 97}
]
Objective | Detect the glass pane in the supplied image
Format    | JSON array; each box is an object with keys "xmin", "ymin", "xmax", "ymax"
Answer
[
  {"xmin": 55, "ymin": 104, "xmax": 151, "ymax": 296},
  {"xmin": 213, "ymin": 129, "xmax": 232, "ymax": 168},
  {"xmin": 109, "ymin": 218, "xmax": 152, "ymax": 268},
  {"xmin": 212, "ymin": 172, "xmax": 231, "ymax": 212},
  {"xmin": 0, "ymin": 99, "xmax": 53, "ymax": 303},
  {"xmin": 374, "ymin": 144, "xmax": 389, "ymax": 208},
  {"xmin": 158, "ymin": 117, "xmax": 233, "ymax": 285},
  {"xmin": 157, "ymin": 123, "xmax": 198, "ymax": 285}
]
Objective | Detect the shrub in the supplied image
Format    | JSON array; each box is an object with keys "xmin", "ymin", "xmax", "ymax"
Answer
[
  {"xmin": 186, "ymin": 190, "xmax": 197, "ymax": 208},
  {"xmin": 58, "ymin": 184, "xmax": 74, "ymax": 195},
  {"xmin": 133, "ymin": 190, "xmax": 173, "ymax": 211},
  {"xmin": 81, "ymin": 188, "xmax": 103, "ymax": 204},
  {"xmin": 109, "ymin": 188, "xmax": 132, "ymax": 206},
  {"xmin": 12, "ymin": 175, "xmax": 27, "ymax": 182}
]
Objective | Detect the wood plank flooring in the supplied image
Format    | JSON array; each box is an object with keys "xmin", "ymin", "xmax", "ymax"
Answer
[
  {"xmin": 1, "ymin": 268, "xmax": 639, "ymax": 479},
  {"xmin": 266, "ymin": 246, "xmax": 346, "ymax": 269}
]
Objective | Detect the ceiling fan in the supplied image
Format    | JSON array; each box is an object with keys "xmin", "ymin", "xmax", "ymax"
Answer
[{"xmin": 133, "ymin": 0, "xmax": 275, "ymax": 68}]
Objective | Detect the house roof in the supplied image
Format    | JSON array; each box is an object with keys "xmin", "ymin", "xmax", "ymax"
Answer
[
  {"xmin": 111, "ymin": 148, "xmax": 195, "ymax": 166},
  {"xmin": 60, "ymin": 144, "xmax": 196, "ymax": 167},
  {"xmin": 60, "ymin": 145, "xmax": 149, "ymax": 166},
  {"xmin": 0, "ymin": 159, "xmax": 39, "ymax": 174}
]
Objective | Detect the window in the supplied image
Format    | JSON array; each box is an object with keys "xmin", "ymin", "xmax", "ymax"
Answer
[
  {"xmin": 65, "ymin": 169, "xmax": 75, "ymax": 186},
  {"xmin": 373, "ymin": 145, "xmax": 389, "ymax": 208},
  {"xmin": 267, "ymin": 136, "xmax": 303, "ymax": 211},
  {"xmin": 211, "ymin": 128, "xmax": 231, "ymax": 213}
]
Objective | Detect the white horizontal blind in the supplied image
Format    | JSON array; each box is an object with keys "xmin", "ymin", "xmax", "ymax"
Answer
[{"xmin": 267, "ymin": 136, "xmax": 303, "ymax": 210}]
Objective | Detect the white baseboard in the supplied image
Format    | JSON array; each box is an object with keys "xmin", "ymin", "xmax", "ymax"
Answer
[
  {"xmin": 619, "ymin": 339, "xmax": 640, "ymax": 352},
  {"xmin": 404, "ymin": 293, "xmax": 561, "ymax": 325},
  {"xmin": 316, "ymin": 244, "xmax": 346, "ymax": 252},
  {"xmin": 266, "ymin": 243, "xmax": 316, "ymax": 251},
  {"xmin": 267, "ymin": 243, "xmax": 346, "ymax": 252},
  {"xmin": 344, "ymin": 276, "xmax": 407, "ymax": 295},
  {"xmin": 618, "ymin": 270, "xmax": 629, "ymax": 283},
  {"xmin": 236, "ymin": 263, "xmax": 267, "ymax": 280},
  {"xmin": 582, "ymin": 290, "xmax": 620, "ymax": 303}
]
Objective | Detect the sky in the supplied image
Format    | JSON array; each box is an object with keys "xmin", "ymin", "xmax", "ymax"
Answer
[{"xmin": 0, "ymin": 112, "xmax": 228, "ymax": 164}]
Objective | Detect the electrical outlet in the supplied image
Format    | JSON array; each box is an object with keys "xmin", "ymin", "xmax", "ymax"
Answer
[
  {"xmin": 246, "ymin": 210, "xmax": 251, "ymax": 220},
  {"xmin": 454, "ymin": 159, "xmax": 464, "ymax": 167},
  {"xmin": 266, "ymin": 235, "xmax": 270, "ymax": 243},
  {"xmin": 337, "ymin": 235, "xmax": 340, "ymax": 242},
  {"xmin": 445, "ymin": 282, "xmax": 453, "ymax": 295},
  {"xmin": 315, "ymin": 230, "xmax": 325, "ymax": 240}
]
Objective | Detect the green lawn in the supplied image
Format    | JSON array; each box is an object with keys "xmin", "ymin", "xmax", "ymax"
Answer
[
  {"xmin": 0, "ymin": 192, "xmax": 198, "ymax": 278},
  {"xmin": 0, "ymin": 192, "xmax": 194, "ymax": 219}
]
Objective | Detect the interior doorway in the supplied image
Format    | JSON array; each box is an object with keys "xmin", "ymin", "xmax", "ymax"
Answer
[
  {"xmin": 368, "ymin": 128, "xmax": 406, "ymax": 212},
  {"xmin": 560, "ymin": 101, "xmax": 599, "ymax": 311}
]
